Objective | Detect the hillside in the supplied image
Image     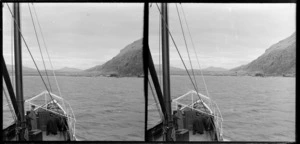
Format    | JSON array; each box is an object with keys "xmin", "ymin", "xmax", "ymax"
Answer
[
  {"xmin": 153, "ymin": 64, "xmax": 235, "ymax": 76},
  {"xmin": 230, "ymin": 65, "xmax": 246, "ymax": 72},
  {"xmin": 6, "ymin": 64, "xmax": 36, "ymax": 72},
  {"xmin": 231, "ymin": 32, "xmax": 296, "ymax": 76},
  {"xmin": 86, "ymin": 38, "xmax": 143, "ymax": 77},
  {"xmin": 154, "ymin": 64, "xmax": 184, "ymax": 72},
  {"xmin": 56, "ymin": 67, "xmax": 82, "ymax": 72},
  {"xmin": 5, "ymin": 64, "xmax": 86, "ymax": 77},
  {"xmin": 202, "ymin": 66, "xmax": 228, "ymax": 71}
]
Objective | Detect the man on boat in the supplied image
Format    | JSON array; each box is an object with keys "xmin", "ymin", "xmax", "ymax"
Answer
[
  {"xmin": 174, "ymin": 105, "xmax": 184, "ymax": 130},
  {"xmin": 26, "ymin": 111, "xmax": 32, "ymax": 131},
  {"xmin": 28, "ymin": 105, "xmax": 38, "ymax": 130}
]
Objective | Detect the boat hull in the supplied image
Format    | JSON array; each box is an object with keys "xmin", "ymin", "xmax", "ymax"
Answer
[
  {"xmin": 3, "ymin": 91, "xmax": 77, "ymax": 141},
  {"xmin": 147, "ymin": 90, "xmax": 223, "ymax": 141}
]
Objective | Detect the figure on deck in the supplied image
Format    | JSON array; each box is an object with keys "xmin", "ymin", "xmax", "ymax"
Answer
[
  {"xmin": 174, "ymin": 105, "xmax": 184, "ymax": 130},
  {"xmin": 28, "ymin": 105, "xmax": 37, "ymax": 130},
  {"xmin": 25, "ymin": 111, "xmax": 32, "ymax": 131}
]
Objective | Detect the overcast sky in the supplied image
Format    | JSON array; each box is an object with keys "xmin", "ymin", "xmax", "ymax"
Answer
[
  {"xmin": 150, "ymin": 3, "xmax": 295, "ymax": 69},
  {"xmin": 3, "ymin": 3, "xmax": 143, "ymax": 70},
  {"xmin": 3, "ymin": 3, "xmax": 295, "ymax": 70}
]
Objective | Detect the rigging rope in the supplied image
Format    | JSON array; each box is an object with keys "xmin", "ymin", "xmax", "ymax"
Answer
[
  {"xmin": 30, "ymin": 4, "xmax": 70, "ymax": 134},
  {"xmin": 28, "ymin": 4, "xmax": 53, "ymax": 93},
  {"xmin": 30, "ymin": 4, "xmax": 72, "ymax": 137},
  {"xmin": 5, "ymin": 3, "xmax": 56, "ymax": 107},
  {"xmin": 11, "ymin": 12, "xmax": 15, "ymax": 92},
  {"xmin": 5, "ymin": 4, "xmax": 72, "ymax": 140},
  {"xmin": 3, "ymin": 86, "xmax": 17, "ymax": 121},
  {"xmin": 155, "ymin": 3, "xmax": 204, "ymax": 103},
  {"xmin": 179, "ymin": 4, "xmax": 223, "ymax": 136},
  {"xmin": 148, "ymin": 80, "xmax": 164, "ymax": 120},
  {"xmin": 158, "ymin": 12, "xmax": 162, "ymax": 89},
  {"xmin": 180, "ymin": 4, "xmax": 211, "ymax": 98},
  {"xmin": 31, "ymin": 4, "xmax": 63, "ymax": 99},
  {"xmin": 175, "ymin": 4, "xmax": 199, "ymax": 93}
]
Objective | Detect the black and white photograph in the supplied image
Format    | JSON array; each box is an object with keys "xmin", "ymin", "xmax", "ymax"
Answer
[
  {"xmin": 3, "ymin": 3, "xmax": 144, "ymax": 141},
  {"xmin": 2, "ymin": 2, "xmax": 296, "ymax": 142},
  {"xmin": 146, "ymin": 3, "xmax": 295, "ymax": 142}
]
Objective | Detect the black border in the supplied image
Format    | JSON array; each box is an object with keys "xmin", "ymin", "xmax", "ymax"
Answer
[
  {"xmin": 1, "ymin": 0, "xmax": 298, "ymax": 143},
  {"xmin": 143, "ymin": 2, "xmax": 149, "ymax": 143},
  {"xmin": 0, "ymin": 0, "xmax": 298, "ymax": 3}
]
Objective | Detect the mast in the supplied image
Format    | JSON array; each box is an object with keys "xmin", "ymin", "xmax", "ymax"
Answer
[
  {"xmin": 161, "ymin": 3, "xmax": 174, "ymax": 141},
  {"xmin": 14, "ymin": 3, "xmax": 25, "ymax": 140}
]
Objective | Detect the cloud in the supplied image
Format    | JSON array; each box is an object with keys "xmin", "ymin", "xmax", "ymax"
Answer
[
  {"xmin": 3, "ymin": 3, "xmax": 296, "ymax": 70},
  {"xmin": 3, "ymin": 3, "xmax": 143, "ymax": 69},
  {"xmin": 149, "ymin": 3, "xmax": 295, "ymax": 69}
]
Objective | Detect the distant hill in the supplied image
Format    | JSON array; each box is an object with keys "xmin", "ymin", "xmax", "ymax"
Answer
[
  {"xmin": 5, "ymin": 64, "xmax": 85, "ymax": 77},
  {"xmin": 85, "ymin": 65, "xmax": 102, "ymax": 72},
  {"xmin": 202, "ymin": 66, "xmax": 228, "ymax": 71},
  {"xmin": 231, "ymin": 32, "xmax": 295, "ymax": 76},
  {"xmin": 56, "ymin": 67, "xmax": 82, "ymax": 72},
  {"xmin": 230, "ymin": 65, "xmax": 246, "ymax": 72},
  {"xmin": 86, "ymin": 38, "xmax": 143, "ymax": 77},
  {"xmin": 6, "ymin": 64, "xmax": 36, "ymax": 72},
  {"xmin": 153, "ymin": 64, "xmax": 236, "ymax": 76},
  {"xmin": 154, "ymin": 64, "xmax": 184, "ymax": 72}
]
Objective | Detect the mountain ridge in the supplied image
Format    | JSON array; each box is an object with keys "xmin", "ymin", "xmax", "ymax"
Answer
[
  {"xmin": 56, "ymin": 67, "xmax": 82, "ymax": 72},
  {"xmin": 231, "ymin": 32, "xmax": 295, "ymax": 76},
  {"xmin": 201, "ymin": 66, "xmax": 228, "ymax": 71},
  {"xmin": 6, "ymin": 64, "xmax": 36, "ymax": 72},
  {"xmin": 85, "ymin": 38, "xmax": 143, "ymax": 76}
]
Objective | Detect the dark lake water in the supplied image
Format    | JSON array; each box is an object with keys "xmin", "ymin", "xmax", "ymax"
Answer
[
  {"xmin": 3, "ymin": 75, "xmax": 295, "ymax": 141},
  {"xmin": 3, "ymin": 76, "xmax": 144, "ymax": 141},
  {"xmin": 148, "ymin": 75, "xmax": 295, "ymax": 141}
]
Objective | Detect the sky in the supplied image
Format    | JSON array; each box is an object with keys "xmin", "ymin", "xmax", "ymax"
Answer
[
  {"xmin": 149, "ymin": 3, "xmax": 296, "ymax": 69},
  {"xmin": 3, "ymin": 3, "xmax": 144, "ymax": 70},
  {"xmin": 3, "ymin": 3, "xmax": 296, "ymax": 70}
]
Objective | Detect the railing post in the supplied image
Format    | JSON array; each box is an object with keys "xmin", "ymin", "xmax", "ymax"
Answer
[
  {"xmin": 191, "ymin": 93, "xmax": 193, "ymax": 110},
  {"xmin": 45, "ymin": 93, "xmax": 47, "ymax": 106}
]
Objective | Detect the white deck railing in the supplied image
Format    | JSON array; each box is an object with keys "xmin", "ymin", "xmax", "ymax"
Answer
[
  {"xmin": 24, "ymin": 91, "xmax": 77, "ymax": 141},
  {"xmin": 172, "ymin": 90, "xmax": 223, "ymax": 140}
]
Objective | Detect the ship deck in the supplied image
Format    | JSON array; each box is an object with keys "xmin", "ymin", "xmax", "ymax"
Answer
[
  {"xmin": 189, "ymin": 130, "xmax": 213, "ymax": 141},
  {"xmin": 8, "ymin": 131, "xmax": 67, "ymax": 141},
  {"xmin": 42, "ymin": 131, "xmax": 67, "ymax": 141},
  {"xmin": 155, "ymin": 129, "xmax": 213, "ymax": 141}
]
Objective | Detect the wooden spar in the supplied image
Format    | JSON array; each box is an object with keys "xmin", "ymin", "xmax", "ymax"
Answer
[
  {"xmin": 13, "ymin": 3, "xmax": 25, "ymax": 141},
  {"xmin": 161, "ymin": 3, "xmax": 174, "ymax": 141},
  {"xmin": 2, "ymin": 56, "xmax": 21, "ymax": 123}
]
